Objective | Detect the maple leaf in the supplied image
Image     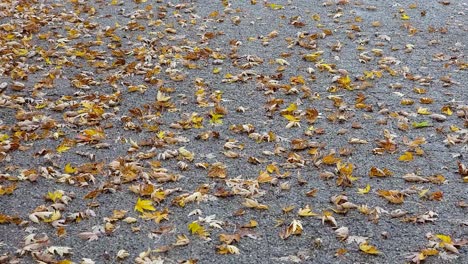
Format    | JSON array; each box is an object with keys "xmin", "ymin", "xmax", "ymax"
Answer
[
  {"xmin": 134, "ymin": 198, "xmax": 156, "ymax": 213},
  {"xmin": 140, "ymin": 208, "xmax": 169, "ymax": 223},
  {"xmin": 337, "ymin": 75, "xmax": 353, "ymax": 90},
  {"xmin": 257, "ymin": 170, "xmax": 274, "ymax": 183},
  {"xmin": 47, "ymin": 190, "xmax": 63, "ymax": 203},
  {"xmin": 219, "ymin": 233, "xmax": 241, "ymax": 245},
  {"xmin": 417, "ymin": 107, "xmax": 431, "ymax": 115},
  {"xmin": 208, "ymin": 162, "xmax": 227, "ymax": 178},
  {"xmin": 322, "ymin": 153, "xmax": 341, "ymax": 165},
  {"xmin": 56, "ymin": 145, "xmax": 71, "ymax": 153},
  {"xmin": 268, "ymin": 3, "xmax": 284, "ymax": 10},
  {"xmin": 42, "ymin": 210, "xmax": 61, "ymax": 223},
  {"xmin": 0, "ymin": 184, "xmax": 17, "ymax": 196},
  {"xmin": 242, "ymin": 219, "xmax": 258, "ymax": 228},
  {"xmin": 436, "ymin": 234, "xmax": 459, "ymax": 254},
  {"xmin": 217, "ymin": 244, "xmax": 240, "ymax": 254},
  {"xmin": 173, "ymin": 234, "xmax": 190, "ymax": 247},
  {"xmin": 412, "ymin": 121, "xmax": 432, "ymax": 128},
  {"xmin": 359, "ymin": 241, "xmax": 381, "ymax": 255},
  {"xmin": 64, "ymin": 163, "xmax": 77, "ymax": 174},
  {"xmin": 377, "ymin": 190, "xmax": 405, "ymax": 204},
  {"xmin": 406, "ymin": 248, "xmax": 439, "ymax": 263},
  {"xmin": 209, "ymin": 111, "xmax": 224, "ymax": 125},
  {"xmin": 298, "ymin": 205, "xmax": 318, "ymax": 217},
  {"xmin": 441, "ymin": 105, "xmax": 453, "ymax": 116},
  {"xmin": 188, "ymin": 221, "xmax": 209, "ymax": 238},
  {"xmin": 47, "ymin": 246, "xmax": 72, "ymax": 257},
  {"xmin": 321, "ymin": 211, "xmax": 337, "ymax": 227},
  {"xmin": 0, "ymin": 133, "xmax": 9, "ymax": 142},
  {"xmin": 117, "ymin": 250, "xmax": 130, "ymax": 260},
  {"xmin": 458, "ymin": 161, "xmax": 468, "ymax": 176},
  {"xmin": 242, "ymin": 198, "xmax": 269, "ymax": 210},
  {"xmin": 303, "ymin": 51, "xmax": 323, "ymax": 62},
  {"xmin": 280, "ymin": 219, "xmax": 303, "ymax": 239},
  {"xmin": 335, "ymin": 226, "xmax": 349, "ymax": 241},
  {"xmin": 357, "ymin": 184, "xmax": 371, "ymax": 194},
  {"xmin": 403, "ymin": 173, "xmax": 429, "ymax": 183},
  {"xmin": 369, "ymin": 167, "xmax": 393, "ymax": 177},
  {"xmin": 399, "ymin": 152, "xmax": 414, "ymax": 162}
]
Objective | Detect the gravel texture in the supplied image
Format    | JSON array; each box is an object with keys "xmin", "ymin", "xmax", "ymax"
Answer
[{"xmin": 0, "ymin": 0, "xmax": 467, "ymax": 263}]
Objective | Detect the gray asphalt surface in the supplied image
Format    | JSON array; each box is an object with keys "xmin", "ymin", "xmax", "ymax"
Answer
[{"xmin": 0, "ymin": 0, "xmax": 467, "ymax": 263}]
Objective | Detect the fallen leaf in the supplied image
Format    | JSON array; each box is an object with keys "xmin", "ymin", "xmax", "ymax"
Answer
[
  {"xmin": 399, "ymin": 152, "xmax": 414, "ymax": 162},
  {"xmin": 359, "ymin": 241, "xmax": 381, "ymax": 255},
  {"xmin": 134, "ymin": 198, "xmax": 156, "ymax": 213}
]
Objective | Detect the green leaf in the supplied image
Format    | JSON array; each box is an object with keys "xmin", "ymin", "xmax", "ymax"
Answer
[
  {"xmin": 412, "ymin": 121, "xmax": 432, "ymax": 128},
  {"xmin": 268, "ymin": 3, "xmax": 284, "ymax": 10}
]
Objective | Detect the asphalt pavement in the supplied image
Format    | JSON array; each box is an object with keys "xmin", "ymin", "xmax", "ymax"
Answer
[{"xmin": 0, "ymin": 0, "xmax": 467, "ymax": 263}]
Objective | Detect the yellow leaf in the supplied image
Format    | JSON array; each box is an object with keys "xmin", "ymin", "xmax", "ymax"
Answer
[
  {"xmin": 282, "ymin": 114, "xmax": 300, "ymax": 122},
  {"xmin": 47, "ymin": 191, "xmax": 63, "ymax": 203},
  {"xmin": 413, "ymin": 87, "xmax": 427, "ymax": 94},
  {"xmin": 188, "ymin": 221, "xmax": 209, "ymax": 237},
  {"xmin": 441, "ymin": 105, "xmax": 452, "ymax": 116},
  {"xmin": 141, "ymin": 208, "xmax": 169, "ymax": 223},
  {"xmin": 188, "ymin": 221, "xmax": 202, "ymax": 234},
  {"xmin": 450, "ymin": 125, "xmax": 459, "ymax": 132},
  {"xmin": 377, "ymin": 190, "xmax": 405, "ymax": 204},
  {"xmin": 298, "ymin": 205, "xmax": 318, "ymax": 217},
  {"xmin": 322, "ymin": 154, "xmax": 341, "ymax": 165},
  {"xmin": 417, "ymin": 107, "xmax": 431, "ymax": 115},
  {"xmin": 134, "ymin": 198, "xmax": 156, "ymax": 213},
  {"xmin": 401, "ymin": 13, "xmax": 410, "ymax": 20},
  {"xmin": 269, "ymin": 3, "xmax": 284, "ymax": 10},
  {"xmin": 257, "ymin": 170, "xmax": 273, "ymax": 183},
  {"xmin": 210, "ymin": 112, "xmax": 224, "ymax": 125},
  {"xmin": 244, "ymin": 219, "xmax": 258, "ymax": 228},
  {"xmin": 266, "ymin": 164, "xmax": 279, "ymax": 174},
  {"xmin": 436, "ymin": 234, "xmax": 452, "ymax": 244},
  {"xmin": 0, "ymin": 184, "xmax": 17, "ymax": 196},
  {"xmin": 64, "ymin": 163, "xmax": 77, "ymax": 174},
  {"xmin": 421, "ymin": 248, "xmax": 439, "ymax": 256},
  {"xmin": 359, "ymin": 242, "xmax": 381, "ymax": 255},
  {"xmin": 419, "ymin": 188, "xmax": 430, "ymax": 198},
  {"xmin": 337, "ymin": 75, "xmax": 352, "ymax": 90},
  {"xmin": 316, "ymin": 61, "xmax": 335, "ymax": 72},
  {"xmin": 369, "ymin": 167, "xmax": 393, "ymax": 177},
  {"xmin": 83, "ymin": 128, "xmax": 105, "ymax": 139},
  {"xmin": 357, "ymin": 184, "xmax": 371, "ymax": 194},
  {"xmin": 35, "ymin": 103, "xmax": 47, "ymax": 109},
  {"xmin": 303, "ymin": 52, "xmax": 323, "ymax": 62},
  {"xmin": 283, "ymin": 103, "xmax": 297, "ymax": 113},
  {"xmin": 0, "ymin": 133, "xmax": 9, "ymax": 142},
  {"xmin": 13, "ymin": 48, "xmax": 28, "ymax": 56},
  {"xmin": 56, "ymin": 145, "xmax": 71, "ymax": 153},
  {"xmin": 152, "ymin": 190, "xmax": 166, "ymax": 203},
  {"xmin": 213, "ymin": 67, "xmax": 221, "ymax": 74},
  {"xmin": 43, "ymin": 210, "xmax": 61, "ymax": 223},
  {"xmin": 399, "ymin": 152, "xmax": 413, "ymax": 162}
]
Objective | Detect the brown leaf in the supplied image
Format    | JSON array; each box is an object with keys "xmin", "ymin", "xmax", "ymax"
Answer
[{"xmin": 377, "ymin": 190, "xmax": 405, "ymax": 204}]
